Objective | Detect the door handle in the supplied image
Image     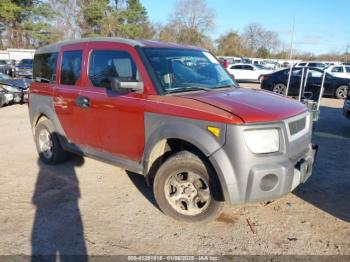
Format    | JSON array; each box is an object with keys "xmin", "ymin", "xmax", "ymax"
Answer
[{"xmin": 76, "ymin": 96, "xmax": 90, "ymax": 108}]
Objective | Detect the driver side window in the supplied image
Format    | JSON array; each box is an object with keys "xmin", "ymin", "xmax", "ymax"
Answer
[{"xmin": 88, "ymin": 50, "xmax": 138, "ymax": 89}]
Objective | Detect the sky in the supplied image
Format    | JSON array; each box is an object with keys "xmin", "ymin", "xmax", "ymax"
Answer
[{"xmin": 141, "ymin": 0, "xmax": 350, "ymax": 55}]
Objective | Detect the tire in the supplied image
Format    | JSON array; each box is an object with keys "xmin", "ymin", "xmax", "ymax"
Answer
[
  {"xmin": 335, "ymin": 85, "xmax": 348, "ymax": 99},
  {"xmin": 153, "ymin": 151, "xmax": 224, "ymax": 223},
  {"xmin": 34, "ymin": 119, "xmax": 68, "ymax": 165},
  {"xmin": 258, "ymin": 75, "xmax": 263, "ymax": 83},
  {"xmin": 0, "ymin": 94, "xmax": 5, "ymax": 108},
  {"xmin": 272, "ymin": 83, "xmax": 287, "ymax": 95}
]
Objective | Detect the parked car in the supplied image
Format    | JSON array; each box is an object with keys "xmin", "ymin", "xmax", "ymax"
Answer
[
  {"xmin": 263, "ymin": 62, "xmax": 278, "ymax": 70},
  {"xmin": 15, "ymin": 58, "xmax": 33, "ymax": 78},
  {"xmin": 227, "ymin": 63, "xmax": 273, "ymax": 82},
  {"xmin": 325, "ymin": 65, "xmax": 350, "ymax": 79},
  {"xmin": 0, "ymin": 60, "xmax": 13, "ymax": 76},
  {"xmin": 295, "ymin": 61, "xmax": 327, "ymax": 69},
  {"xmin": 261, "ymin": 67, "xmax": 350, "ymax": 99},
  {"xmin": 7, "ymin": 59, "xmax": 17, "ymax": 77},
  {"xmin": 0, "ymin": 72, "xmax": 31, "ymax": 103},
  {"xmin": 29, "ymin": 38, "xmax": 317, "ymax": 223},
  {"xmin": 343, "ymin": 88, "xmax": 350, "ymax": 119},
  {"xmin": 0, "ymin": 88, "xmax": 14, "ymax": 107}
]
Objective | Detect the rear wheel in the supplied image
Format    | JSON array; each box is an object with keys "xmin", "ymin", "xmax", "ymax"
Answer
[
  {"xmin": 153, "ymin": 151, "xmax": 224, "ymax": 223},
  {"xmin": 335, "ymin": 85, "xmax": 348, "ymax": 99},
  {"xmin": 273, "ymin": 83, "xmax": 287, "ymax": 95},
  {"xmin": 34, "ymin": 119, "xmax": 68, "ymax": 165},
  {"xmin": 0, "ymin": 94, "xmax": 5, "ymax": 108}
]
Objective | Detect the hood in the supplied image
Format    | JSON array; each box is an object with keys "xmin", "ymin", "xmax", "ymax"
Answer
[
  {"xmin": 181, "ymin": 88, "xmax": 307, "ymax": 123},
  {"xmin": 0, "ymin": 78, "xmax": 32, "ymax": 90},
  {"xmin": 16, "ymin": 64, "xmax": 32, "ymax": 69}
]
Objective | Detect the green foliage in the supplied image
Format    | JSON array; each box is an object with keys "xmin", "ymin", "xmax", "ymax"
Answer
[
  {"xmin": 216, "ymin": 31, "xmax": 244, "ymax": 56},
  {"xmin": 256, "ymin": 47, "xmax": 270, "ymax": 58},
  {"xmin": 0, "ymin": 0, "xmax": 23, "ymax": 23},
  {"xmin": 0, "ymin": 0, "xmax": 60, "ymax": 48}
]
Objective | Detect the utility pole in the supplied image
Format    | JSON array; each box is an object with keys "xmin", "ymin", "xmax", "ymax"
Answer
[{"xmin": 286, "ymin": 17, "xmax": 296, "ymax": 96}]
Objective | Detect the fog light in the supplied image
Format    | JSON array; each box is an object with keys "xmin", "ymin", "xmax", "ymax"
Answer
[{"xmin": 260, "ymin": 174, "xmax": 278, "ymax": 191}]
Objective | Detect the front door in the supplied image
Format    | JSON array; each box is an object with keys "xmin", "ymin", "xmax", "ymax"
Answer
[{"xmin": 79, "ymin": 43, "xmax": 146, "ymax": 162}]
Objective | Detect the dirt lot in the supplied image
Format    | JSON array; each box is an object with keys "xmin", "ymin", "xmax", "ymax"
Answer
[{"xmin": 0, "ymin": 84, "xmax": 349, "ymax": 257}]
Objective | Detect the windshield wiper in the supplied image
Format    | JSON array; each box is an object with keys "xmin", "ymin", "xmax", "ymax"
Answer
[
  {"xmin": 165, "ymin": 86, "xmax": 212, "ymax": 94},
  {"xmin": 214, "ymin": 84, "xmax": 237, "ymax": 89}
]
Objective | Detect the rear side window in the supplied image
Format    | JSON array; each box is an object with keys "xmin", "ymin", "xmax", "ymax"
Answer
[
  {"xmin": 88, "ymin": 50, "xmax": 138, "ymax": 88},
  {"xmin": 298, "ymin": 63, "xmax": 306, "ymax": 66},
  {"xmin": 61, "ymin": 50, "xmax": 82, "ymax": 85},
  {"xmin": 331, "ymin": 66, "xmax": 344, "ymax": 73},
  {"xmin": 244, "ymin": 65, "xmax": 253, "ymax": 70},
  {"xmin": 33, "ymin": 53, "xmax": 58, "ymax": 83},
  {"xmin": 345, "ymin": 67, "xmax": 350, "ymax": 73}
]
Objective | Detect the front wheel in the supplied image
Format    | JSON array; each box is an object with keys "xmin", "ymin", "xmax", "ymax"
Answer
[
  {"xmin": 335, "ymin": 85, "xmax": 348, "ymax": 99},
  {"xmin": 273, "ymin": 83, "xmax": 287, "ymax": 95},
  {"xmin": 153, "ymin": 151, "xmax": 224, "ymax": 223}
]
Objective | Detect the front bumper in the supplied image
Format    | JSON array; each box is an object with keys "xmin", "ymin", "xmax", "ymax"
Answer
[
  {"xmin": 16, "ymin": 70, "xmax": 32, "ymax": 77},
  {"xmin": 343, "ymin": 99, "xmax": 350, "ymax": 119},
  {"xmin": 209, "ymin": 111, "xmax": 317, "ymax": 204}
]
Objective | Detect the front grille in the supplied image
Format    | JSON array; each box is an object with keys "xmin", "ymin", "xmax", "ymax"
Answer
[{"xmin": 288, "ymin": 117, "xmax": 306, "ymax": 136}]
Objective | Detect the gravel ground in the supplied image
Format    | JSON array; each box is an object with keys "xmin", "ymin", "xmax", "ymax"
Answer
[{"xmin": 0, "ymin": 84, "xmax": 349, "ymax": 257}]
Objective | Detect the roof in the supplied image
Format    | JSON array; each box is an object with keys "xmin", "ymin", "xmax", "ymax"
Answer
[{"xmin": 35, "ymin": 37, "xmax": 204, "ymax": 54}]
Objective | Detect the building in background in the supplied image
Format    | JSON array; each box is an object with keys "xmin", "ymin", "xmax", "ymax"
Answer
[{"xmin": 0, "ymin": 49, "xmax": 35, "ymax": 63}]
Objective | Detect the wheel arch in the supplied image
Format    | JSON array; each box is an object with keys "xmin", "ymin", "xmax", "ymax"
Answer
[
  {"xmin": 143, "ymin": 136, "xmax": 226, "ymax": 201},
  {"xmin": 142, "ymin": 114, "xmax": 227, "ymax": 200}
]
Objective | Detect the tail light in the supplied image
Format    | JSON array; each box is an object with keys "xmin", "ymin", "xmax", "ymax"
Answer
[{"xmin": 263, "ymin": 75, "xmax": 270, "ymax": 81}]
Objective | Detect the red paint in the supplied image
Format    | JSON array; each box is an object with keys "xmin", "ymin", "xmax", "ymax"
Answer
[
  {"xmin": 30, "ymin": 39, "xmax": 307, "ymax": 162},
  {"xmin": 181, "ymin": 88, "xmax": 307, "ymax": 123}
]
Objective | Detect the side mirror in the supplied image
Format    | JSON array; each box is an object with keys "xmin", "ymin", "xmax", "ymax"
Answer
[{"xmin": 111, "ymin": 78, "xmax": 144, "ymax": 93}]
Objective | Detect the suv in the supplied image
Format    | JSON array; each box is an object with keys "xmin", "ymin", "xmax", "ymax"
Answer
[
  {"xmin": 15, "ymin": 58, "xmax": 33, "ymax": 78},
  {"xmin": 295, "ymin": 61, "xmax": 326, "ymax": 69},
  {"xmin": 29, "ymin": 38, "xmax": 317, "ymax": 222}
]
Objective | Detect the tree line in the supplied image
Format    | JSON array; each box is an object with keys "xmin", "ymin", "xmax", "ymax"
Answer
[{"xmin": 0, "ymin": 0, "xmax": 348, "ymax": 62}]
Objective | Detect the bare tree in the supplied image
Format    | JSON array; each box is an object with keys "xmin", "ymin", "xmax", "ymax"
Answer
[
  {"xmin": 159, "ymin": 0, "xmax": 215, "ymax": 46},
  {"xmin": 48, "ymin": 0, "xmax": 81, "ymax": 40},
  {"xmin": 241, "ymin": 23, "xmax": 264, "ymax": 55}
]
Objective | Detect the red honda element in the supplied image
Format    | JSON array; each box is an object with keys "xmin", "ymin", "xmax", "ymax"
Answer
[{"xmin": 29, "ymin": 38, "xmax": 317, "ymax": 222}]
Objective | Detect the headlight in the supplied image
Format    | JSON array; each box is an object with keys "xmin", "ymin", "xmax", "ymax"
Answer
[
  {"xmin": 0, "ymin": 84, "xmax": 21, "ymax": 93},
  {"xmin": 243, "ymin": 129, "xmax": 280, "ymax": 154}
]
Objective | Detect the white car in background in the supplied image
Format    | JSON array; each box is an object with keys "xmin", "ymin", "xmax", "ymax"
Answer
[
  {"xmin": 325, "ymin": 65, "xmax": 350, "ymax": 79},
  {"xmin": 227, "ymin": 63, "xmax": 273, "ymax": 82},
  {"xmin": 295, "ymin": 61, "xmax": 327, "ymax": 69}
]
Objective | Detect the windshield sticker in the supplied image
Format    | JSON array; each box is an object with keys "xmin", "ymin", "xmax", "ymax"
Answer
[{"xmin": 202, "ymin": 52, "xmax": 219, "ymax": 64}]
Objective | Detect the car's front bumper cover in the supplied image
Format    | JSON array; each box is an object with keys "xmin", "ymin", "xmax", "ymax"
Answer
[
  {"xmin": 209, "ymin": 111, "xmax": 317, "ymax": 204},
  {"xmin": 343, "ymin": 99, "xmax": 350, "ymax": 119}
]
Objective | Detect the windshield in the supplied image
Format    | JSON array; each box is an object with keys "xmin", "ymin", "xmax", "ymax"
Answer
[
  {"xmin": 255, "ymin": 64, "xmax": 266, "ymax": 70},
  {"xmin": 143, "ymin": 48, "xmax": 237, "ymax": 93},
  {"xmin": 20, "ymin": 59, "xmax": 33, "ymax": 65}
]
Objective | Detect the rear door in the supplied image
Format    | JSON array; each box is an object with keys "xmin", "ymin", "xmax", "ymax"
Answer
[
  {"xmin": 330, "ymin": 66, "xmax": 344, "ymax": 78},
  {"xmin": 53, "ymin": 45, "xmax": 86, "ymax": 146}
]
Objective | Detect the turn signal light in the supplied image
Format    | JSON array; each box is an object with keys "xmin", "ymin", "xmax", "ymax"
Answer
[{"xmin": 207, "ymin": 126, "xmax": 220, "ymax": 137}]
